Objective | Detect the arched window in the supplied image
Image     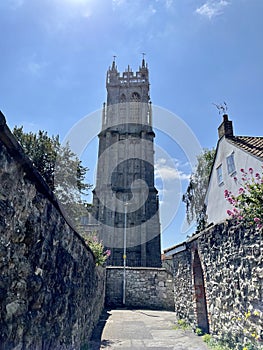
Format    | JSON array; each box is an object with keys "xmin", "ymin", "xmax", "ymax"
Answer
[
  {"xmin": 120, "ymin": 94, "xmax": 126, "ymax": 122},
  {"xmin": 120, "ymin": 94, "xmax": 126, "ymax": 103},
  {"xmin": 130, "ymin": 92, "xmax": 141, "ymax": 122},
  {"xmin": 131, "ymin": 92, "xmax": 140, "ymax": 101}
]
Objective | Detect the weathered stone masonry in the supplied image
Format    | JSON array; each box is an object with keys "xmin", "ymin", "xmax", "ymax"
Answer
[
  {"xmin": 0, "ymin": 112, "xmax": 105, "ymax": 350},
  {"xmin": 106, "ymin": 267, "xmax": 174, "ymax": 311},
  {"xmin": 172, "ymin": 221, "xmax": 262, "ymax": 346}
]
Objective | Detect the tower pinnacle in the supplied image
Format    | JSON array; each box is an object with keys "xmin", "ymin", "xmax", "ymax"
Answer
[
  {"xmin": 141, "ymin": 53, "xmax": 146, "ymax": 68},
  {"xmin": 112, "ymin": 55, "xmax": 117, "ymax": 69}
]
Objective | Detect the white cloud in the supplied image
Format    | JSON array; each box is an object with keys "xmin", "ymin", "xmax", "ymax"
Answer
[
  {"xmin": 195, "ymin": 0, "xmax": 230, "ymax": 20},
  {"xmin": 155, "ymin": 158, "xmax": 190, "ymax": 181}
]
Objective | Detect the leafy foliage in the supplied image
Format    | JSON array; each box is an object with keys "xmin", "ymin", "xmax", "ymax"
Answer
[
  {"xmin": 172, "ymin": 319, "xmax": 191, "ymax": 331},
  {"xmin": 233, "ymin": 308, "xmax": 262, "ymax": 349},
  {"xmin": 202, "ymin": 334, "xmax": 232, "ymax": 350},
  {"xmin": 13, "ymin": 126, "xmax": 92, "ymax": 225},
  {"xmin": 195, "ymin": 327, "xmax": 204, "ymax": 336},
  {"xmin": 202, "ymin": 307, "xmax": 262, "ymax": 350},
  {"xmin": 83, "ymin": 232, "xmax": 111, "ymax": 266},
  {"xmin": 225, "ymin": 167, "xmax": 263, "ymax": 229},
  {"xmin": 182, "ymin": 148, "xmax": 215, "ymax": 231},
  {"xmin": 13, "ymin": 126, "xmax": 59, "ymax": 189}
]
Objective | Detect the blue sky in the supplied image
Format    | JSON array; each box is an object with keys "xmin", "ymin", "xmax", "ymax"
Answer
[{"xmin": 0, "ymin": 0, "xmax": 262, "ymax": 249}]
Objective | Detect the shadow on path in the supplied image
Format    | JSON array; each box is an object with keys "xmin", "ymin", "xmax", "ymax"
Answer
[
  {"xmin": 88, "ymin": 309, "xmax": 114, "ymax": 350},
  {"xmin": 87, "ymin": 308, "xmax": 209, "ymax": 350}
]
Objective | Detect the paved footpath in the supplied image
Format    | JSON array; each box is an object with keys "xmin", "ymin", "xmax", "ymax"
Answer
[{"xmin": 88, "ymin": 309, "xmax": 209, "ymax": 350}]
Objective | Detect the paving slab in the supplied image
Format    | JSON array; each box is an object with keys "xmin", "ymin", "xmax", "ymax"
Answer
[{"xmin": 88, "ymin": 309, "xmax": 209, "ymax": 350}]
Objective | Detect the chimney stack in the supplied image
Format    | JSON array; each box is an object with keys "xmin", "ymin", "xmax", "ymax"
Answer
[{"xmin": 218, "ymin": 114, "xmax": 234, "ymax": 139}]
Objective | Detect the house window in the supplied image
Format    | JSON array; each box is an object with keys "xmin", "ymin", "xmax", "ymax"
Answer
[
  {"xmin": 226, "ymin": 153, "xmax": 236, "ymax": 175},
  {"xmin": 216, "ymin": 164, "xmax": 223, "ymax": 185},
  {"xmin": 80, "ymin": 216, "xmax": 88, "ymax": 225}
]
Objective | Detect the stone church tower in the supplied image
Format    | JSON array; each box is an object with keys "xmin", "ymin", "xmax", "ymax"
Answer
[{"xmin": 92, "ymin": 58, "xmax": 161, "ymax": 267}]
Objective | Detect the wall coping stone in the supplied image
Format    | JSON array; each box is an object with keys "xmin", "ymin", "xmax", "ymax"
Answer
[
  {"xmin": 106, "ymin": 266, "xmax": 170, "ymax": 272},
  {"xmin": 165, "ymin": 219, "xmax": 239, "ymax": 256}
]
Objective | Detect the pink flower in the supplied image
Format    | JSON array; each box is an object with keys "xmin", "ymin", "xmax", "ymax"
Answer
[
  {"xmin": 228, "ymin": 197, "xmax": 234, "ymax": 204},
  {"xmin": 105, "ymin": 249, "xmax": 111, "ymax": 256},
  {"xmin": 255, "ymin": 173, "xmax": 260, "ymax": 179},
  {"xmin": 224, "ymin": 189, "xmax": 229, "ymax": 198},
  {"xmin": 241, "ymin": 168, "xmax": 245, "ymax": 173},
  {"xmin": 238, "ymin": 187, "xmax": 244, "ymax": 194},
  {"xmin": 233, "ymin": 176, "xmax": 237, "ymax": 182},
  {"xmin": 254, "ymin": 218, "xmax": 261, "ymax": 223},
  {"xmin": 227, "ymin": 209, "xmax": 233, "ymax": 216},
  {"xmin": 249, "ymin": 167, "xmax": 253, "ymax": 174}
]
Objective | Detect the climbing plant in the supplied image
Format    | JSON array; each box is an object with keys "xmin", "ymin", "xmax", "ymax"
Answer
[
  {"xmin": 224, "ymin": 167, "xmax": 263, "ymax": 229},
  {"xmin": 83, "ymin": 232, "xmax": 111, "ymax": 266}
]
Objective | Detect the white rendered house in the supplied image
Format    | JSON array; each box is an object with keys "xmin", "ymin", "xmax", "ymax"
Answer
[{"xmin": 205, "ymin": 114, "xmax": 263, "ymax": 225}]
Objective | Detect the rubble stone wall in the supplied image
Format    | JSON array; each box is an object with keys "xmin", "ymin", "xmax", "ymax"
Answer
[
  {"xmin": 172, "ymin": 221, "xmax": 262, "ymax": 346},
  {"xmin": 106, "ymin": 267, "xmax": 174, "ymax": 311},
  {"xmin": 0, "ymin": 113, "xmax": 105, "ymax": 350}
]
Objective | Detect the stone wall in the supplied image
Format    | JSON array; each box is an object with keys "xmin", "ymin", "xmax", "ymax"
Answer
[
  {"xmin": 106, "ymin": 267, "xmax": 174, "ymax": 311},
  {"xmin": 0, "ymin": 112, "xmax": 105, "ymax": 350},
  {"xmin": 171, "ymin": 221, "xmax": 263, "ymax": 347}
]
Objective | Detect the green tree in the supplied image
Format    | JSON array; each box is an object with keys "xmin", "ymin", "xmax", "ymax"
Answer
[
  {"xmin": 13, "ymin": 126, "xmax": 59, "ymax": 189},
  {"xmin": 13, "ymin": 126, "xmax": 92, "ymax": 225},
  {"xmin": 182, "ymin": 148, "xmax": 215, "ymax": 231}
]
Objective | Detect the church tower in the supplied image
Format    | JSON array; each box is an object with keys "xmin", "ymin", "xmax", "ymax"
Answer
[{"xmin": 92, "ymin": 58, "xmax": 161, "ymax": 267}]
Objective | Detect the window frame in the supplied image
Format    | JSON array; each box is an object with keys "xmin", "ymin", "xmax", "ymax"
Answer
[
  {"xmin": 216, "ymin": 164, "xmax": 223, "ymax": 185},
  {"xmin": 226, "ymin": 153, "xmax": 236, "ymax": 175}
]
